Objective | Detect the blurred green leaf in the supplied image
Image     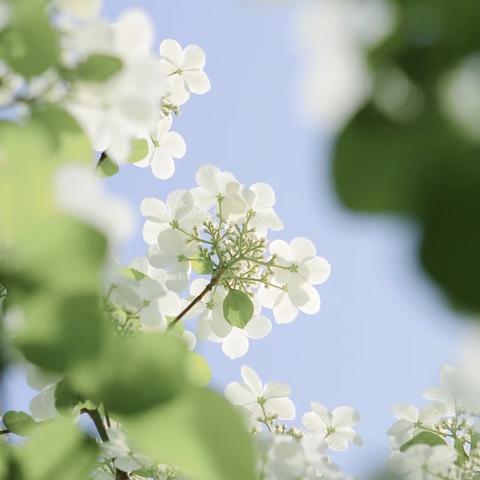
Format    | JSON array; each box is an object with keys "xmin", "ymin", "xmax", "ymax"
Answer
[
  {"xmin": 185, "ymin": 352, "xmax": 212, "ymax": 387},
  {"xmin": 55, "ymin": 379, "xmax": 83, "ymax": 414},
  {"xmin": 31, "ymin": 106, "xmax": 92, "ymax": 164},
  {"xmin": 0, "ymin": 0, "xmax": 59, "ymax": 77},
  {"xmin": 332, "ymin": 0, "xmax": 480, "ymax": 313},
  {"xmin": 16, "ymin": 292, "xmax": 107, "ymax": 372},
  {"xmin": 2, "ymin": 411, "xmax": 35, "ymax": 436},
  {"xmin": 223, "ymin": 289, "xmax": 253, "ymax": 328},
  {"xmin": 75, "ymin": 54, "xmax": 123, "ymax": 82},
  {"xmin": 97, "ymin": 155, "xmax": 119, "ymax": 177},
  {"xmin": 400, "ymin": 431, "xmax": 446, "ymax": 452},
  {"xmin": 72, "ymin": 332, "xmax": 188, "ymax": 415},
  {"xmin": 14, "ymin": 418, "xmax": 97, "ymax": 480},
  {"xmin": 125, "ymin": 388, "xmax": 256, "ymax": 480}
]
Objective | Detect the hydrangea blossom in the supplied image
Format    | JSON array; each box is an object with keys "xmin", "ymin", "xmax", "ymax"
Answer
[
  {"xmin": 159, "ymin": 39, "xmax": 211, "ymax": 106},
  {"xmin": 302, "ymin": 403, "xmax": 362, "ymax": 451},
  {"xmin": 134, "ymin": 115, "xmax": 186, "ymax": 180},
  {"xmin": 225, "ymin": 365, "xmax": 296, "ymax": 427}
]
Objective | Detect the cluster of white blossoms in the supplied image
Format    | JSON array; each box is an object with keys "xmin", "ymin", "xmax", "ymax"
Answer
[
  {"xmin": 387, "ymin": 363, "xmax": 480, "ymax": 480},
  {"xmin": 225, "ymin": 366, "xmax": 360, "ymax": 479},
  {"xmin": 115, "ymin": 163, "xmax": 332, "ymax": 359}
]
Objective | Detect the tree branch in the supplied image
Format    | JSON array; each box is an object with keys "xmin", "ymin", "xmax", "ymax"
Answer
[{"xmin": 168, "ymin": 268, "xmax": 225, "ymax": 330}]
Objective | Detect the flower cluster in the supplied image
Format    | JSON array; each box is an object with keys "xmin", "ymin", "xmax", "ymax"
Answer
[
  {"xmin": 225, "ymin": 366, "xmax": 360, "ymax": 479},
  {"xmin": 387, "ymin": 363, "xmax": 480, "ymax": 480}
]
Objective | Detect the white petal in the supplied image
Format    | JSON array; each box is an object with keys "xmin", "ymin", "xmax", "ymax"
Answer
[
  {"xmin": 269, "ymin": 239, "xmax": 292, "ymax": 261},
  {"xmin": 303, "ymin": 257, "xmax": 331, "ymax": 285},
  {"xmin": 310, "ymin": 402, "xmax": 332, "ymax": 425},
  {"xmin": 258, "ymin": 285, "xmax": 282, "ymax": 309},
  {"xmin": 265, "ymin": 397, "xmax": 296, "ymax": 420},
  {"xmin": 114, "ymin": 9, "xmax": 153, "ymax": 60},
  {"xmin": 157, "ymin": 290, "xmax": 182, "ymax": 317},
  {"xmin": 183, "ymin": 44, "xmax": 206, "ymax": 70},
  {"xmin": 222, "ymin": 330, "xmax": 249, "ymax": 359},
  {"xmin": 240, "ymin": 365, "xmax": 263, "ymax": 395},
  {"xmin": 393, "ymin": 404, "xmax": 419, "ymax": 423},
  {"xmin": 142, "ymin": 220, "xmax": 164, "ymax": 245},
  {"xmin": 245, "ymin": 315, "xmax": 272, "ymax": 340},
  {"xmin": 151, "ymin": 149, "xmax": 175, "ymax": 180},
  {"xmin": 302, "ymin": 411, "xmax": 327, "ymax": 434},
  {"xmin": 332, "ymin": 406, "xmax": 359, "ymax": 429},
  {"xmin": 287, "ymin": 279, "xmax": 310, "ymax": 308},
  {"xmin": 225, "ymin": 382, "xmax": 257, "ymax": 406},
  {"xmin": 291, "ymin": 237, "xmax": 316, "ymax": 262},
  {"xmin": 326, "ymin": 432, "xmax": 349, "ymax": 451},
  {"xmin": 195, "ymin": 164, "xmax": 220, "ymax": 192},
  {"xmin": 264, "ymin": 381, "xmax": 291, "ymax": 398},
  {"xmin": 298, "ymin": 284, "xmax": 321, "ymax": 315},
  {"xmin": 166, "ymin": 75, "xmax": 189, "ymax": 105},
  {"xmin": 162, "ymin": 131, "xmax": 186, "ymax": 159},
  {"xmin": 159, "ymin": 39, "xmax": 184, "ymax": 67},
  {"xmin": 140, "ymin": 197, "xmax": 169, "ymax": 220},
  {"xmin": 250, "ymin": 183, "xmax": 275, "ymax": 209},
  {"xmin": 183, "ymin": 70, "xmax": 211, "ymax": 95},
  {"xmin": 273, "ymin": 295, "xmax": 298, "ymax": 324}
]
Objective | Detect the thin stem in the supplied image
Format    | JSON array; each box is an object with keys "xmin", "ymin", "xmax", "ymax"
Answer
[
  {"xmin": 168, "ymin": 267, "xmax": 225, "ymax": 330},
  {"xmin": 82, "ymin": 408, "xmax": 109, "ymax": 442},
  {"xmin": 81, "ymin": 409, "xmax": 130, "ymax": 480},
  {"xmin": 0, "ymin": 429, "xmax": 9, "ymax": 435}
]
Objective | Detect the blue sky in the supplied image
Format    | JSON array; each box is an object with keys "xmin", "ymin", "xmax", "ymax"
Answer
[{"xmin": 4, "ymin": 0, "xmax": 466, "ymax": 476}]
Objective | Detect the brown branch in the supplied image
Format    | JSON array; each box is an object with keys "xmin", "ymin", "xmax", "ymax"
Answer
[
  {"xmin": 168, "ymin": 268, "xmax": 225, "ymax": 330},
  {"xmin": 81, "ymin": 408, "xmax": 130, "ymax": 480}
]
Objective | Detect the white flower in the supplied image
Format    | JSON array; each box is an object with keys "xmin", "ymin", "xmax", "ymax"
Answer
[
  {"xmin": 388, "ymin": 445, "xmax": 457, "ymax": 480},
  {"xmin": 191, "ymin": 164, "xmax": 246, "ymax": 218},
  {"xmin": 141, "ymin": 190, "xmax": 205, "ymax": 245},
  {"xmin": 195, "ymin": 283, "xmax": 272, "ymax": 359},
  {"xmin": 241, "ymin": 183, "xmax": 284, "ymax": 237},
  {"xmin": 53, "ymin": 164, "xmax": 134, "ymax": 245},
  {"xmin": 302, "ymin": 402, "xmax": 362, "ymax": 451},
  {"xmin": 225, "ymin": 365, "xmax": 296, "ymax": 424},
  {"xmin": 135, "ymin": 116, "xmax": 186, "ymax": 179},
  {"xmin": 388, "ymin": 404, "xmax": 441, "ymax": 448},
  {"xmin": 159, "ymin": 39, "xmax": 211, "ymax": 106},
  {"xmin": 260, "ymin": 238, "xmax": 331, "ymax": 324},
  {"xmin": 110, "ymin": 257, "xmax": 182, "ymax": 330},
  {"xmin": 423, "ymin": 364, "xmax": 461, "ymax": 416},
  {"xmin": 66, "ymin": 10, "xmax": 166, "ymax": 163},
  {"xmin": 266, "ymin": 435, "xmax": 305, "ymax": 480}
]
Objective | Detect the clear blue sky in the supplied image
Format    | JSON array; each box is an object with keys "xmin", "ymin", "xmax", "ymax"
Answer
[{"xmin": 5, "ymin": 0, "xmax": 465, "ymax": 477}]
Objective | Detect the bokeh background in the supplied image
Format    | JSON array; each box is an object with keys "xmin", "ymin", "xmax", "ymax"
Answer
[{"xmin": 5, "ymin": 0, "xmax": 470, "ymax": 476}]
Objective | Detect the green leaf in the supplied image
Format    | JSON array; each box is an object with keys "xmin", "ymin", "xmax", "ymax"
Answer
[
  {"xmin": 71, "ymin": 332, "xmax": 188, "ymax": 415},
  {"xmin": 30, "ymin": 106, "xmax": 92, "ymax": 164},
  {"xmin": 127, "ymin": 138, "xmax": 149, "ymax": 164},
  {"xmin": 2, "ymin": 411, "xmax": 35, "ymax": 436},
  {"xmin": 185, "ymin": 352, "xmax": 212, "ymax": 387},
  {"xmin": 16, "ymin": 292, "xmax": 107, "ymax": 372},
  {"xmin": 97, "ymin": 156, "xmax": 119, "ymax": 177},
  {"xmin": 223, "ymin": 289, "xmax": 254, "ymax": 328},
  {"xmin": 0, "ymin": 0, "xmax": 59, "ymax": 77},
  {"xmin": 400, "ymin": 431, "xmax": 447, "ymax": 452},
  {"xmin": 75, "ymin": 54, "xmax": 123, "ymax": 82},
  {"xmin": 125, "ymin": 388, "xmax": 256, "ymax": 480},
  {"xmin": 55, "ymin": 379, "xmax": 82, "ymax": 414},
  {"xmin": 14, "ymin": 418, "xmax": 97, "ymax": 480},
  {"xmin": 454, "ymin": 439, "xmax": 468, "ymax": 466}
]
